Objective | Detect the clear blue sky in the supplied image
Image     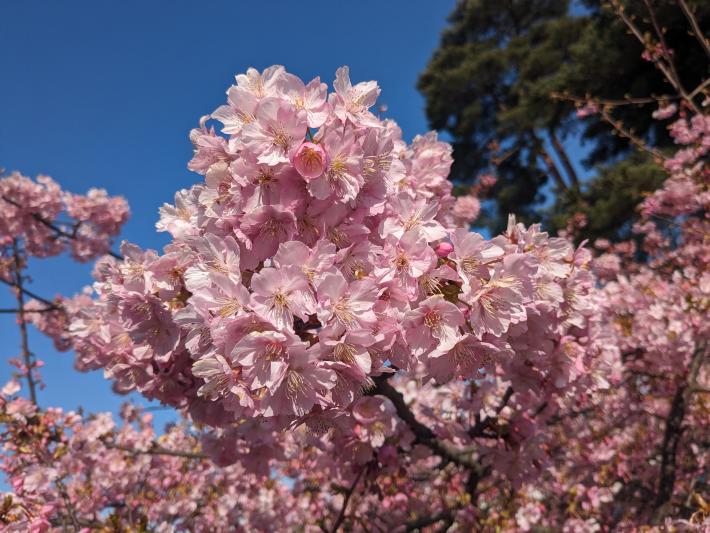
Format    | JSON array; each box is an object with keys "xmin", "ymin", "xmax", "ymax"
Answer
[{"xmin": 0, "ymin": 0, "xmax": 458, "ymax": 424}]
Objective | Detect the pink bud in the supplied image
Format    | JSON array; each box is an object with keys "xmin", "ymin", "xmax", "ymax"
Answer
[
  {"xmin": 292, "ymin": 141, "xmax": 328, "ymax": 179},
  {"xmin": 435, "ymin": 242, "xmax": 454, "ymax": 258}
]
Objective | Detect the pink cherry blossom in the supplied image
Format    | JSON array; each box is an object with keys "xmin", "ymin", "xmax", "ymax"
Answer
[{"xmin": 250, "ymin": 265, "xmax": 315, "ymax": 330}]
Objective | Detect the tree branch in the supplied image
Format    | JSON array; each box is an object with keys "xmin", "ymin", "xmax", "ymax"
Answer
[
  {"xmin": 676, "ymin": 0, "xmax": 710, "ymax": 60},
  {"xmin": 610, "ymin": 0, "xmax": 702, "ymax": 114},
  {"xmin": 599, "ymin": 107, "xmax": 665, "ymax": 161},
  {"xmin": 1, "ymin": 194, "xmax": 123, "ymax": 261},
  {"xmin": 329, "ymin": 468, "xmax": 364, "ymax": 533},
  {"xmin": 0, "ymin": 277, "xmax": 63, "ymax": 309},
  {"xmin": 0, "ymin": 307, "xmax": 58, "ymax": 314},
  {"xmin": 12, "ymin": 240, "xmax": 37, "ymax": 405},
  {"xmin": 655, "ymin": 341, "xmax": 707, "ymax": 510},
  {"xmin": 56, "ymin": 479, "xmax": 81, "ymax": 530},
  {"xmin": 551, "ymin": 91, "xmax": 679, "ymax": 107},
  {"xmin": 403, "ymin": 505, "xmax": 461, "ymax": 532},
  {"xmin": 539, "ymin": 147, "xmax": 569, "ymax": 193},
  {"xmin": 104, "ymin": 442, "xmax": 208, "ymax": 460},
  {"xmin": 548, "ymin": 128, "xmax": 580, "ymax": 191},
  {"xmin": 371, "ymin": 375, "xmax": 484, "ymax": 473},
  {"xmin": 468, "ymin": 386, "xmax": 514, "ymax": 439},
  {"xmin": 530, "ymin": 131, "xmax": 569, "ymax": 192}
]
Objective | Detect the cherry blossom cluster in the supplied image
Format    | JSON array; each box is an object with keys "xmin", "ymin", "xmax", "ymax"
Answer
[
  {"xmin": 0, "ymin": 171, "xmax": 129, "ymax": 264},
  {"xmin": 1, "ymin": 29, "xmax": 706, "ymax": 527},
  {"xmin": 0, "ymin": 390, "xmax": 307, "ymax": 532},
  {"xmin": 54, "ymin": 68, "xmax": 602, "ymax": 469},
  {"xmin": 640, "ymin": 108, "xmax": 710, "ymax": 218},
  {"xmin": 484, "ymin": 93, "xmax": 710, "ymax": 531}
]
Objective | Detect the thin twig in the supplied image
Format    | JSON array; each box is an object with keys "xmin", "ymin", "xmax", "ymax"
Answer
[
  {"xmin": 599, "ymin": 107, "xmax": 666, "ymax": 161},
  {"xmin": 1, "ymin": 194, "xmax": 123, "ymax": 260},
  {"xmin": 689, "ymin": 78, "xmax": 710, "ymax": 99},
  {"xmin": 0, "ymin": 277, "xmax": 62, "ymax": 309},
  {"xmin": 611, "ymin": 0, "xmax": 702, "ymax": 114},
  {"xmin": 643, "ymin": 0, "xmax": 688, "ymax": 104},
  {"xmin": 648, "ymin": 213, "xmax": 710, "ymax": 239},
  {"xmin": 552, "ymin": 91, "xmax": 679, "ymax": 107},
  {"xmin": 104, "ymin": 442, "xmax": 208, "ymax": 460},
  {"xmin": 676, "ymin": 0, "xmax": 710, "ymax": 60},
  {"xmin": 0, "ymin": 307, "xmax": 58, "ymax": 314},
  {"xmin": 12, "ymin": 240, "xmax": 37, "ymax": 405},
  {"xmin": 56, "ymin": 479, "xmax": 81, "ymax": 530}
]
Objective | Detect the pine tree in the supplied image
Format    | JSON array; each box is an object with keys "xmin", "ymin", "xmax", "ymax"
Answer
[{"xmin": 419, "ymin": 0, "xmax": 709, "ymax": 239}]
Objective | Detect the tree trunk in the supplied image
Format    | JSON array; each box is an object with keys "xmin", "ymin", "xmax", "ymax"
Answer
[{"xmin": 548, "ymin": 128, "xmax": 581, "ymax": 191}]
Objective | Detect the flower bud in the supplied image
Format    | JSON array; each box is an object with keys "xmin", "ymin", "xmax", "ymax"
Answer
[
  {"xmin": 292, "ymin": 141, "xmax": 328, "ymax": 179},
  {"xmin": 435, "ymin": 242, "xmax": 454, "ymax": 258}
]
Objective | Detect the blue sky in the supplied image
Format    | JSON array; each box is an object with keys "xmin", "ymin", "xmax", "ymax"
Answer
[{"xmin": 0, "ymin": 0, "xmax": 458, "ymax": 424}]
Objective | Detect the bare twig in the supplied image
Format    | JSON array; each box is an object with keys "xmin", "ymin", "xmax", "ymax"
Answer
[
  {"xmin": 0, "ymin": 307, "xmax": 58, "ymax": 314},
  {"xmin": 552, "ymin": 91, "xmax": 679, "ymax": 107},
  {"xmin": 689, "ymin": 78, "xmax": 710, "ymax": 99},
  {"xmin": 610, "ymin": 0, "xmax": 702, "ymax": 114},
  {"xmin": 0, "ymin": 277, "xmax": 62, "ymax": 309},
  {"xmin": 644, "ymin": 0, "xmax": 688, "ymax": 101},
  {"xmin": 676, "ymin": 0, "xmax": 710, "ymax": 60},
  {"xmin": 599, "ymin": 107, "xmax": 666, "ymax": 161}
]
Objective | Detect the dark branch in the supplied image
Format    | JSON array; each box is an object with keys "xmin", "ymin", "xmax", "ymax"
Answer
[
  {"xmin": 1, "ymin": 194, "xmax": 123, "ymax": 260},
  {"xmin": 404, "ymin": 506, "xmax": 460, "ymax": 532},
  {"xmin": 655, "ymin": 342, "xmax": 707, "ymax": 510},
  {"xmin": 0, "ymin": 277, "xmax": 62, "ymax": 309},
  {"xmin": 0, "ymin": 307, "xmax": 58, "ymax": 314},
  {"xmin": 329, "ymin": 468, "xmax": 364, "ymax": 533},
  {"xmin": 468, "ymin": 386, "xmax": 514, "ymax": 439},
  {"xmin": 371, "ymin": 374, "xmax": 484, "ymax": 472}
]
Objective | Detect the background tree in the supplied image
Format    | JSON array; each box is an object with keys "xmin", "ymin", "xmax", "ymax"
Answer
[{"xmin": 418, "ymin": 0, "xmax": 709, "ymax": 240}]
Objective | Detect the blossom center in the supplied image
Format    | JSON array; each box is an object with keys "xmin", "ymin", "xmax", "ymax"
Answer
[{"xmin": 424, "ymin": 309, "xmax": 442, "ymax": 330}]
